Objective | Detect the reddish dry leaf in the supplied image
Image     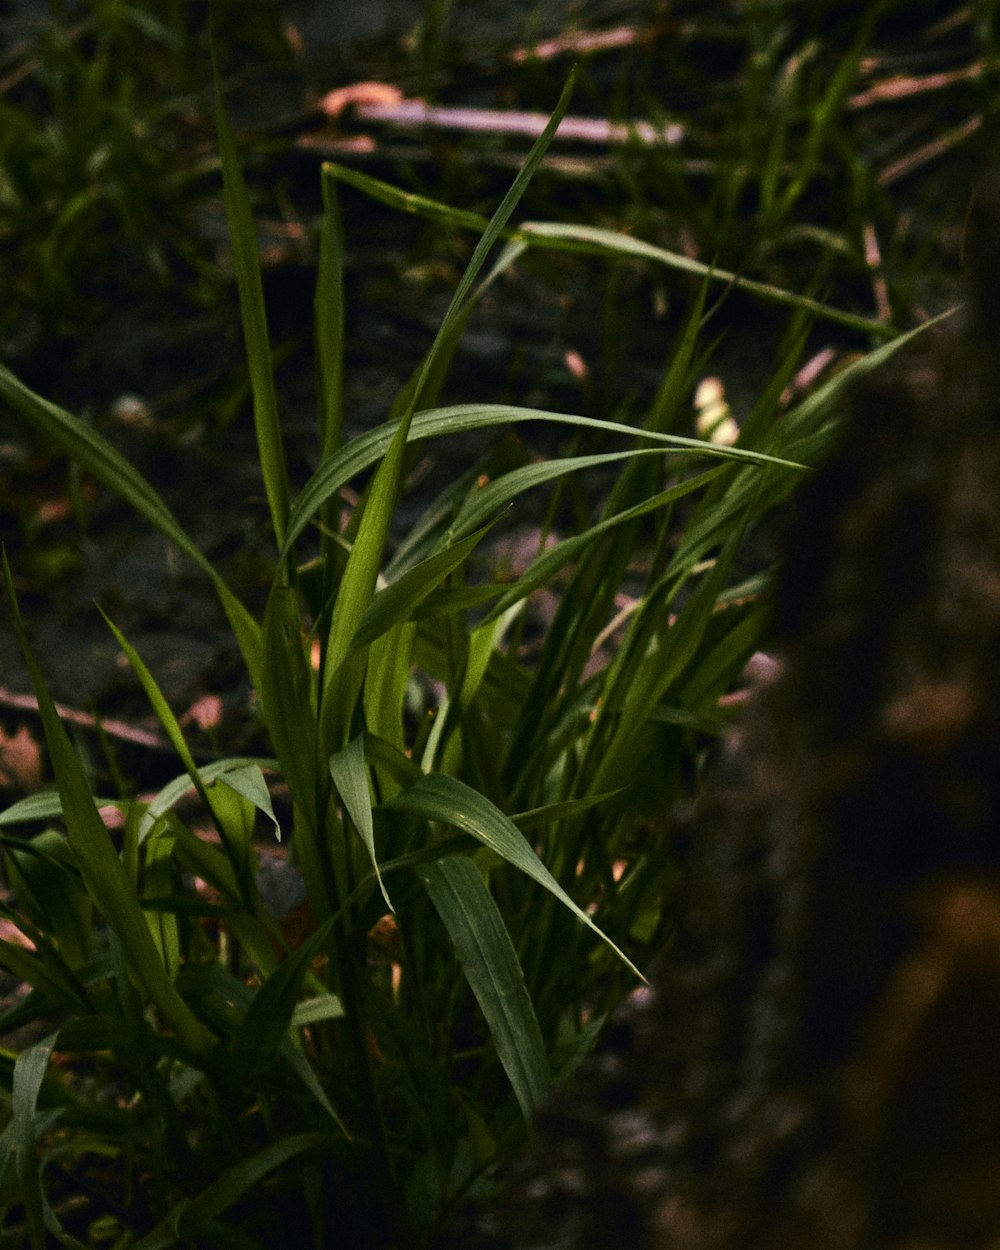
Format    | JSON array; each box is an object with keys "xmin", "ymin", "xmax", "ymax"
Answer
[
  {"xmin": 182, "ymin": 693, "xmax": 224, "ymax": 733},
  {"xmin": 511, "ymin": 23, "xmax": 655, "ymax": 63},
  {"xmin": 0, "ymin": 915, "xmax": 36, "ymax": 951},
  {"xmin": 319, "ymin": 80, "xmax": 404, "ymax": 120},
  {"xmin": 0, "ymin": 722, "xmax": 44, "ymax": 790}
]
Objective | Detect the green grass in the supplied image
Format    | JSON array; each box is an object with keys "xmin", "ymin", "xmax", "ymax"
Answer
[
  {"xmin": 0, "ymin": 2, "xmax": 991, "ymax": 1246},
  {"xmin": 0, "ymin": 1, "xmax": 291, "ymax": 344}
]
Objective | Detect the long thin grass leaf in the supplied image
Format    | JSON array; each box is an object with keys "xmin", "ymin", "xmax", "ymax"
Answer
[
  {"xmin": 137, "ymin": 756, "xmax": 279, "ymax": 842},
  {"xmin": 12, "ymin": 1034, "xmax": 57, "ymax": 1250},
  {"xmin": 0, "ymin": 938, "xmax": 86, "ymax": 1008},
  {"xmin": 460, "ymin": 611, "xmax": 509, "ymax": 710},
  {"xmin": 257, "ymin": 583, "xmax": 323, "ymax": 867},
  {"xmin": 511, "ymin": 790, "xmax": 624, "ymax": 833},
  {"xmin": 668, "ymin": 315, "xmax": 948, "ymax": 571},
  {"xmin": 3, "ymin": 556, "xmax": 215, "ymax": 1055},
  {"xmin": 278, "ymin": 1031, "xmax": 349, "ymax": 1134},
  {"xmin": 0, "ymin": 792, "xmax": 77, "ymax": 826},
  {"xmin": 291, "ymin": 994, "xmax": 345, "ymax": 1028},
  {"xmin": 448, "ymin": 447, "xmax": 666, "ymax": 541},
  {"xmin": 143, "ymin": 831, "xmax": 181, "ymax": 977},
  {"xmin": 227, "ymin": 918, "xmax": 334, "ymax": 1086},
  {"xmin": 316, "ymin": 164, "xmax": 346, "ymax": 460},
  {"xmin": 7, "ymin": 831, "xmax": 91, "ymax": 966},
  {"xmin": 774, "ymin": 12, "xmax": 876, "ymax": 221},
  {"xmin": 364, "ymin": 622, "xmax": 417, "ymax": 757},
  {"xmin": 348, "ymin": 521, "xmax": 494, "ymax": 657},
  {"xmin": 329, "ymin": 734, "xmax": 391, "ymax": 911},
  {"xmin": 318, "ymin": 74, "xmax": 579, "ymax": 746},
  {"xmin": 212, "ymin": 46, "xmax": 290, "ymax": 547},
  {"xmin": 590, "ymin": 529, "xmax": 743, "ymax": 796},
  {"xmin": 476, "ymin": 468, "xmax": 727, "ymax": 625},
  {"xmin": 132, "ymin": 1134, "xmax": 325, "ymax": 1250},
  {"xmin": 327, "ymin": 162, "xmax": 896, "ymax": 338},
  {"xmin": 100, "ymin": 609, "xmax": 211, "ymax": 805},
  {"xmin": 215, "ymin": 763, "xmax": 281, "ymax": 843},
  {"xmin": 522, "ymin": 221, "xmax": 894, "ymax": 337},
  {"xmin": 283, "ymin": 403, "xmax": 803, "ymax": 560},
  {"xmin": 0, "ymin": 365, "xmax": 264, "ymax": 689},
  {"xmin": 389, "ymin": 774, "xmax": 642, "ymax": 979},
  {"xmin": 420, "ymin": 856, "xmax": 548, "ymax": 1121}
]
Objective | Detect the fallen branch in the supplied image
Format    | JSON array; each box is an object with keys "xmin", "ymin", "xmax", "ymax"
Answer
[
  {"xmin": 848, "ymin": 60, "xmax": 985, "ymax": 110},
  {"xmin": 0, "ymin": 685, "xmax": 170, "ymax": 753},
  {"xmin": 321, "ymin": 85, "xmax": 685, "ymax": 149},
  {"xmin": 878, "ymin": 112, "xmax": 982, "ymax": 185}
]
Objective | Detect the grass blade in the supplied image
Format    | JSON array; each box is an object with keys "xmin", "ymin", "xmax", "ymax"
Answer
[
  {"xmin": 520, "ymin": 220, "xmax": 896, "ymax": 337},
  {"xmin": 0, "ymin": 364, "xmax": 264, "ymax": 690},
  {"xmin": 3, "ymin": 555, "xmax": 215, "ymax": 1055},
  {"xmin": 317, "ymin": 73, "xmax": 578, "ymax": 741},
  {"xmin": 364, "ymin": 622, "xmax": 418, "ymax": 757},
  {"xmin": 316, "ymin": 164, "xmax": 346, "ymax": 461},
  {"xmin": 12, "ymin": 1034, "xmax": 57, "ymax": 1250},
  {"xmin": 326, "ymin": 162, "xmax": 896, "ymax": 338},
  {"xmin": 348, "ymin": 521, "xmax": 494, "ymax": 657},
  {"xmin": 448, "ymin": 447, "xmax": 665, "ymax": 541},
  {"xmin": 227, "ymin": 919, "xmax": 333, "ymax": 1086},
  {"xmin": 329, "ymin": 734, "xmax": 391, "ymax": 911},
  {"xmin": 100, "ymin": 609, "xmax": 211, "ymax": 806},
  {"xmin": 475, "ymin": 468, "xmax": 727, "ymax": 625},
  {"xmin": 7, "ymin": 831, "xmax": 91, "ymax": 967},
  {"xmin": 215, "ymin": 763, "xmax": 282, "ymax": 843},
  {"xmin": 389, "ymin": 774, "xmax": 642, "ymax": 979},
  {"xmin": 0, "ymin": 937, "xmax": 86, "ymax": 1010},
  {"xmin": 283, "ymin": 403, "xmax": 804, "ymax": 561},
  {"xmin": 133, "ymin": 1134, "xmax": 325, "ymax": 1250},
  {"xmin": 420, "ymin": 855, "xmax": 548, "ymax": 1121},
  {"xmin": 212, "ymin": 44, "xmax": 290, "ymax": 548}
]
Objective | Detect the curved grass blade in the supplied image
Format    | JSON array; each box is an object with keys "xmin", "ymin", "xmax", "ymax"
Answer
[
  {"xmin": 389, "ymin": 774, "xmax": 642, "ymax": 980},
  {"xmin": 282, "ymin": 403, "xmax": 805, "ymax": 560},
  {"xmin": 7, "ymin": 830, "xmax": 91, "ymax": 967},
  {"xmin": 511, "ymin": 790, "xmax": 625, "ymax": 833},
  {"xmin": 347, "ymin": 520, "xmax": 495, "ymax": 658},
  {"xmin": 0, "ymin": 937, "xmax": 85, "ymax": 1011},
  {"xmin": 364, "ymin": 621, "xmax": 418, "ymax": 756},
  {"xmin": 132, "ymin": 1133, "xmax": 326, "ymax": 1250},
  {"xmin": 327, "ymin": 162, "xmax": 897, "ymax": 339},
  {"xmin": 227, "ymin": 918, "xmax": 334, "ymax": 1087},
  {"xmin": 519, "ymin": 221, "xmax": 896, "ymax": 338},
  {"xmin": 100, "ymin": 609, "xmax": 212, "ymax": 809},
  {"xmin": 420, "ymin": 855, "xmax": 548, "ymax": 1121},
  {"xmin": 212, "ymin": 45, "xmax": 290, "ymax": 548},
  {"xmin": 0, "ymin": 792, "xmax": 78, "ymax": 826},
  {"xmin": 318, "ymin": 73, "xmax": 578, "ymax": 733},
  {"xmin": 448, "ymin": 446, "xmax": 667, "ymax": 542},
  {"xmin": 291, "ymin": 994, "xmax": 345, "ymax": 1028},
  {"xmin": 0, "ymin": 369, "xmax": 200, "ymax": 571},
  {"xmin": 177, "ymin": 962, "xmax": 346, "ymax": 1128},
  {"xmin": 216, "ymin": 763, "xmax": 281, "ymax": 843},
  {"xmin": 329, "ymin": 734, "xmax": 391, "ymax": 911},
  {"xmin": 459, "ymin": 610, "xmax": 511, "ymax": 710},
  {"xmin": 3, "ymin": 555, "xmax": 215, "ymax": 1055},
  {"xmin": 316, "ymin": 163, "xmax": 346, "ymax": 460},
  {"xmin": 12, "ymin": 1033, "xmax": 57, "ymax": 1250},
  {"xmin": 0, "ymin": 366, "xmax": 263, "ymax": 689},
  {"xmin": 137, "ymin": 756, "xmax": 279, "ymax": 842},
  {"xmin": 588, "ymin": 528, "xmax": 743, "ymax": 797},
  {"xmin": 473, "ymin": 467, "xmax": 727, "ymax": 626}
]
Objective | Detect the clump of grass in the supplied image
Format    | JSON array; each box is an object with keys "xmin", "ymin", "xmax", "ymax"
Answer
[
  {"xmin": 0, "ymin": 0, "xmax": 288, "ymax": 348},
  {"xmin": 0, "ymin": 44, "xmax": 940, "ymax": 1250}
]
